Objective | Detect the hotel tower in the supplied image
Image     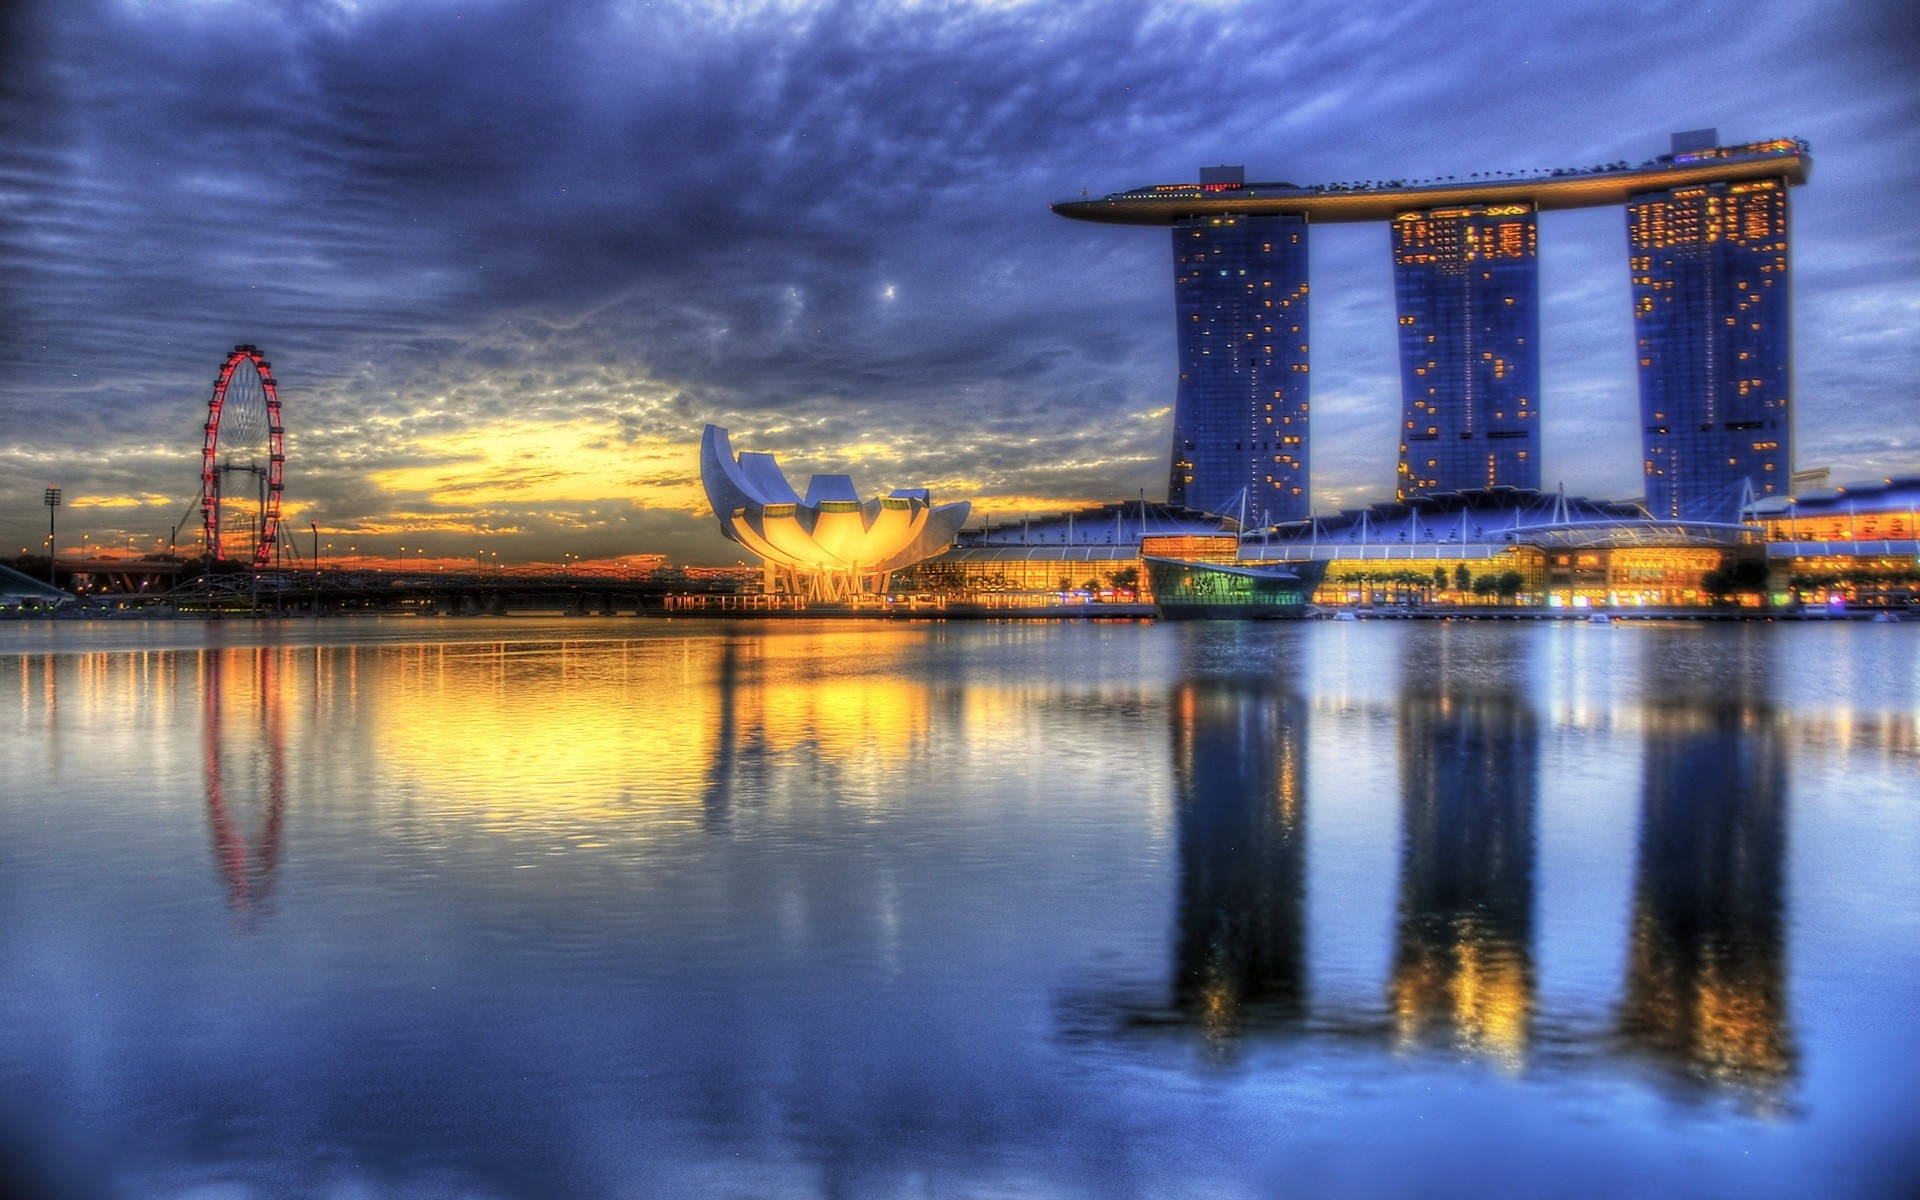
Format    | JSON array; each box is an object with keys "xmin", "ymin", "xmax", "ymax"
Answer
[
  {"xmin": 1392, "ymin": 203, "xmax": 1541, "ymax": 498},
  {"xmin": 1171, "ymin": 181, "xmax": 1311, "ymax": 526},
  {"xmin": 1054, "ymin": 131, "xmax": 1808, "ymax": 524}
]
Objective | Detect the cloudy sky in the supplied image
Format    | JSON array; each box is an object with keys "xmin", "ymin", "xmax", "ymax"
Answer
[{"xmin": 2, "ymin": 0, "xmax": 1916, "ymax": 565}]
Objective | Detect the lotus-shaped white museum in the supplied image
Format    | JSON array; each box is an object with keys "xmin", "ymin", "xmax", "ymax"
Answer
[{"xmin": 700, "ymin": 425, "xmax": 971, "ymax": 599}]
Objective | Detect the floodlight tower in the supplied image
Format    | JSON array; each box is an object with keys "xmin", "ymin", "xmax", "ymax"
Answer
[{"xmin": 43, "ymin": 485, "xmax": 61, "ymax": 586}]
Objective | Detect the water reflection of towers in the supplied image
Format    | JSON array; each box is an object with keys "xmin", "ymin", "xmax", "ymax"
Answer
[
  {"xmin": 1390, "ymin": 691, "xmax": 1537, "ymax": 1068},
  {"xmin": 1170, "ymin": 681, "xmax": 1308, "ymax": 1043},
  {"xmin": 1622, "ymin": 702, "xmax": 1793, "ymax": 1093},
  {"xmin": 1156, "ymin": 669, "xmax": 1792, "ymax": 1094}
]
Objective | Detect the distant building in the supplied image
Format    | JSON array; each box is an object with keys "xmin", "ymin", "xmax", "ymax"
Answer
[
  {"xmin": 1629, "ymin": 133, "xmax": 1794, "ymax": 522},
  {"xmin": 1392, "ymin": 204, "xmax": 1540, "ymax": 498},
  {"xmin": 1170, "ymin": 205, "xmax": 1310, "ymax": 526},
  {"xmin": 1789, "ymin": 467, "xmax": 1829, "ymax": 493}
]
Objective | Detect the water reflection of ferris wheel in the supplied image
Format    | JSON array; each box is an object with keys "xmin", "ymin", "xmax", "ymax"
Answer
[
  {"xmin": 202, "ymin": 648, "xmax": 286, "ymax": 912},
  {"xmin": 200, "ymin": 345, "xmax": 285, "ymax": 564}
]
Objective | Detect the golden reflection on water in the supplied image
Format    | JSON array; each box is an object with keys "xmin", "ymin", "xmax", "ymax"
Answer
[
  {"xmin": 367, "ymin": 639, "xmax": 724, "ymax": 827},
  {"xmin": 1390, "ymin": 922, "xmax": 1533, "ymax": 1072},
  {"xmin": 732, "ymin": 639, "xmax": 931, "ymax": 782},
  {"xmin": 7, "ymin": 627, "xmax": 944, "ymax": 884},
  {"xmin": 362, "ymin": 631, "xmax": 932, "ymax": 831}
]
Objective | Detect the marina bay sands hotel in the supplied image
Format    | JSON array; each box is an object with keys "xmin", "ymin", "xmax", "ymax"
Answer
[{"xmin": 1052, "ymin": 130, "xmax": 1809, "ymax": 527}]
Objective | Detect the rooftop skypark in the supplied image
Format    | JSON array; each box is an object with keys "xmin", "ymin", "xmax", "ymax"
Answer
[{"xmin": 1050, "ymin": 136, "xmax": 1810, "ymax": 225}]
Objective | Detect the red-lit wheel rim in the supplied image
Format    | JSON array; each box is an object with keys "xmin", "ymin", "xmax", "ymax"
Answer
[{"xmin": 199, "ymin": 345, "xmax": 285, "ymax": 565}]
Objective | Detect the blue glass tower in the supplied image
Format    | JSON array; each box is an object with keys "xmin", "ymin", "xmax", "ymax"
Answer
[
  {"xmin": 1392, "ymin": 204, "xmax": 1541, "ymax": 499},
  {"xmin": 1628, "ymin": 176, "xmax": 1792, "ymax": 521},
  {"xmin": 1170, "ymin": 210, "xmax": 1310, "ymax": 526}
]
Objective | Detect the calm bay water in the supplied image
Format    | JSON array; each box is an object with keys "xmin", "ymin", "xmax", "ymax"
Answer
[{"xmin": 2, "ymin": 616, "xmax": 1917, "ymax": 1198}]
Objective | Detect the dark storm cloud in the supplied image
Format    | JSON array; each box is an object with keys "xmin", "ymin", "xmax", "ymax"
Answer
[{"xmin": 2, "ymin": 0, "xmax": 1916, "ymax": 562}]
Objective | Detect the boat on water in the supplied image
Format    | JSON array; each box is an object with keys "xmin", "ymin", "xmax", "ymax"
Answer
[{"xmin": 1142, "ymin": 556, "xmax": 1326, "ymax": 620}]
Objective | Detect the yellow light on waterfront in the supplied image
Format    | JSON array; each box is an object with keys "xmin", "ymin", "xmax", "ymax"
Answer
[{"xmin": 1392, "ymin": 922, "xmax": 1533, "ymax": 1072}]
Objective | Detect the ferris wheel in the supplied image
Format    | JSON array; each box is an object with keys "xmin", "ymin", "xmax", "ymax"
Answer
[{"xmin": 200, "ymin": 345, "xmax": 284, "ymax": 565}]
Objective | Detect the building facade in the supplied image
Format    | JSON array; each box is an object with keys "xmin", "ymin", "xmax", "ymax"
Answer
[
  {"xmin": 1170, "ymin": 205, "xmax": 1311, "ymax": 526},
  {"xmin": 1628, "ymin": 173, "xmax": 1793, "ymax": 522},
  {"xmin": 905, "ymin": 489, "xmax": 1772, "ymax": 611},
  {"xmin": 888, "ymin": 483, "xmax": 1916, "ymax": 614},
  {"xmin": 1392, "ymin": 204, "xmax": 1541, "ymax": 498},
  {"xmin": 1750, "ymin": 476, "xmax": 1920, "ymax": 607}
]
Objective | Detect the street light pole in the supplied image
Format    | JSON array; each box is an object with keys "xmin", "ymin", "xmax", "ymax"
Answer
[
  {"xmin": 311, "ymin": 521, "xmax": 320, "ymax": 617},
  {"xmin": 43, "ymin": 486, "xmax": 60, "ymax": 587}
]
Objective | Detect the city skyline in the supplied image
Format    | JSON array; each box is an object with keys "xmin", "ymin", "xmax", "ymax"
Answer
[{"xmin": 2, "ymin": 1, "xmax": 1916, "ymax": 564}]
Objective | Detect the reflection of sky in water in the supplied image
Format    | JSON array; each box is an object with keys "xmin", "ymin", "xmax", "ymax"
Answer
[{"xmin": 1, "ymin": 618, "xmax": 1917, "ymax": 1196}]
